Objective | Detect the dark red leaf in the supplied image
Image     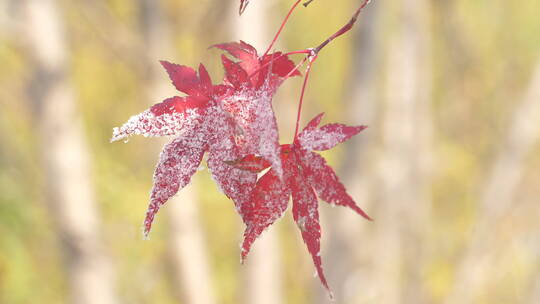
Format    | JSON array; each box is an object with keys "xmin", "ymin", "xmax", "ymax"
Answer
[
  {"xmin": 160, "ymin": 61, "xmax": 200, "ymax": 95},
  {"xmin": 239, "ymin": 114, "xmax": 369, "ymax": 293},
  {"xmin": 241, "ymin": 166, "xmax": 290, "ymax": 261},
  {"xmin": 216, "ymin": 41, "xmax": 300, "ymax": 90},
  {"xmin": 289, "ymin": 157, "xmax": 331, "ymax": 294},
  {"xmin": 264, "ymin": 52, "xmax": 302, "ymax": 78},
  {"xmin": 198, "ymin": 64, "xmax": 212, "ymax": 92},
  {"xmin": 301, "ymin": 151, "xmax": 371, "ymax": 220},
  {"xmin": 150, "ymin": 96, "xmax": 208, "ymax": 116},
  {"xmin": 213, "ymin": 41, "xmax": 259, "ymax": 74},
  {"xmin": 221, "ymin": 54, "xmax": 251, "ymax": 89}
]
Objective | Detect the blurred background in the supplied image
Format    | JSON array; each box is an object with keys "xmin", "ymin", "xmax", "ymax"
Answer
[{"xmin": 1, "ymin": 0, "xmax": 540, "ymax": 303}]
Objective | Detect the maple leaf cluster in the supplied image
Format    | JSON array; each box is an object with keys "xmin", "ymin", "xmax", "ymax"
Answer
[
  {"xmin": 112, "ymin": 41, "xmax": 299, "ymax": 235},
  {"xmin": 232, "ymin": 113, "xmax": 371, "ymax": 291},
  {"xmin": 112, "ymin": 0, "xmax": 373, "ymax": 295}
]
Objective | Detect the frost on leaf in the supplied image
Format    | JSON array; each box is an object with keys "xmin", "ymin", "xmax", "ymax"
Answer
[
  {"xmin": 113, "ymin": 41, "xmax": 299, "ymax": 235},
  {"xmin": 111, "ymin": 96, "xmax": 207, "ymax": 141},
  {"xmin": 240, "ymin": 152, "xmax": 291, "ymax": 261},
  {"xmin": 144, "ymin": 134, "xmax": 205, "ymax": 237},
  {"xmin": 232, "ymin": 114, "xmax": 369, "ymax": 293},
  {"xmin": 206, "ymin": 129, "xmax": 256, "ymax": 213},
  {"xmin": 290, "ymin": 161, "xmax": 330, "ymax": 291},
  {"xmin": 113, "ymin": 59, "xmax": 260, "ymax": 236},
  {"xmin": 215, "ymin": 41, "xmax": 300, "ymax": 177},
  {"xmin": 297, "ymin": 113, "xmax": 367, "ymax": 151}
]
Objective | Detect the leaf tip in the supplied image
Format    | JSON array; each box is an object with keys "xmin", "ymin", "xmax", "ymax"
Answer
[
  {"xmin": 110, "ymin": 127, "xmax": 126, "ymax": 143},
  {"xmin": 142, "ymin": 226, "xmax": 151, "ymax": 240},
  {"xmin": 307, "ymin": 112, "xmax": 325, "ymax": 129},
  {"xmin": 159, "ymin": 60, "xmax": 172, "ymax": 68},
  {"xmin": 327, "ymin": 289, "xmax": 335, "ymax": 301},
  {"xmin": 240, "ymin": 245, "xmax": 250, "ymax": 264},
  {"xmin": 349, "ymin": 201, "xmax": 373, "ymax": 221}
]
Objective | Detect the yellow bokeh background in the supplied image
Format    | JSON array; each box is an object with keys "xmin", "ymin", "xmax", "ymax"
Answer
[{"xmin": 1, "ymin": 0, "xmax": 539, "ymax": 303}]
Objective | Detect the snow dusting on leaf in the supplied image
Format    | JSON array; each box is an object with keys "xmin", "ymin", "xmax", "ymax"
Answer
[
  {"xmin": 236, "ymin": 115, "xmax": 369, "ymax": 294},
  {"xmin": 240, "ymin": 162, "xmax": 290, "ymax": 261},
  {"xmin": 289, "ymin": 155, "xmax": 331, "ymax": 293},
  {"xmin": 144, "ymin": 134, "xmax": 205, "ymax": 237},
  {"xmin": 297, "ymin": 113, "xmax": 367, "ymax": 151},
  {"xmin": 206, "ymin": 117, "xmax": 257, "ymax": 213},
  {"xmin": 113, "ymin": 0, "xmax": 376, "ymax": 297},
  {"xmin": 226, "ymin": 85, "xmax": 282, "ymax": 176},
  {"xmin": 113, "ymin": 59, "xmax": 264, "ymax": 236},
  {"xmin": 112, "ymin": 41, "xmax": 300, "ymax": 234},
  {"xmin": 111, "ymin": 97, "xmax": 207, "ymax": 142},
  {"xmin": 215, "ymin": 41, "xmax": 300, "ymax": 177}
]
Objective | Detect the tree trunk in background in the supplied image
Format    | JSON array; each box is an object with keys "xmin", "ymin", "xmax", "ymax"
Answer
[
  {"xmin": 21, "ymin": 1, "xmax": 118, "ymax": 304},
  {"xmin": 374, "ymin": 0, "xmax": 433, "ymax": 303},
  {"xmin": 316, "ymin": 2, "xmax": 381, "ymax": 303},
  {"xmin": 229, "ymin": 3, "xmax": 283, "ymax": 304},
  {"xmin": 137, "ymin": 1, "xmax": 217, "ymax": 304},
  {"xmin": 529, "ymin": 272, "xmax": 540, "ymax": 304},
  {"xmin": 444, "ymin": 57, "xmax": 540, "ymax": 304}
]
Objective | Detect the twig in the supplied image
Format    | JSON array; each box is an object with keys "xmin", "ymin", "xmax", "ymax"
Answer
[
  {"xmin": 263, "ymin": 0, "xmax": 303, "ymax": 56},
  {"xmin": 292, "ymin": 0, "xmax": 373, "ymax": 140},
  {"xmin": 303, "ymin": 0, "xmax": 315, "ymax": 8}
]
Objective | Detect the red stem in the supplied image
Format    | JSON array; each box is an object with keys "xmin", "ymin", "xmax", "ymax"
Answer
[
  {"xmin": 313, "ymin": 0, "xmax": 372, "ymax": 54},
  {"xmin": 248, "ymin": 50, "xmax": 311, "ymax": 80},
  {"xmin": 292, "ymin": 0, "xmax": 372, "ymax": 141},
  {"xmin": 285, "ymin": 56, "xmax": 309, "ymax": 79},
  {"xmin": 293, "ymin": 53, "xmax": 317, "ymax": 140},
  {"xmin": 263, "ymin": 0, "xmax": 303, "ymax": 56}
]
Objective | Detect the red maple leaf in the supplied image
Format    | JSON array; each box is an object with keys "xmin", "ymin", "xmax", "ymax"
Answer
[
  {"xmin": 111, "ymin": 42, "xmax": 299, "ymax": 236},
  {"xmin": 215, "ymin": 41, "xmax": 300, "ymax": 177},
  {"xmin": 112, "ymin": 61, "xmax": 256, "ymax": 237},
  {"xmin": 233, "ymin": 113, "xmax": 371, "ymax": 293}
]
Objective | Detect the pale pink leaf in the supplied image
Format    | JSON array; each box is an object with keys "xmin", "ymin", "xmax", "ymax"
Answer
[
  {"xmin": 143, "ymin": 135, "xmax": 206, "ymax": 237},
  {"xmin": 111, "ymin": 96, "xmax": 207, "ymax": 142},
  {"xmin": 207, "ymin": 132, "xmax": 257, "ymax": 212},
  {"xmin": 298, "ymin": 120, "xmax": 366, "ymax": 151}
]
